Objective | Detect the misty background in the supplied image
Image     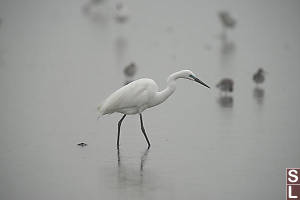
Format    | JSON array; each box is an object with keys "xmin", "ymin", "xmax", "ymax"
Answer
[{"xmin": 1, "ymin": 0, "xmax": 300, "ymax": 199}]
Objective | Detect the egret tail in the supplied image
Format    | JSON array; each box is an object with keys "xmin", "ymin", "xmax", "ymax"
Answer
[{"xmin": 97, "ymin": 104, "xmax": 104, "ymax": 119}]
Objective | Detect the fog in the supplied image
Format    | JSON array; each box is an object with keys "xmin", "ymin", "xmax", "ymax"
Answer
[{"xmin": 1, "ymin": 0, "xmax": 300, "ymax": 199}]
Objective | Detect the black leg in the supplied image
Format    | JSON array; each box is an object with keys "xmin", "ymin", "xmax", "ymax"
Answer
[
  {"xmin": 139, "ymin": 113, "xmax": 151, "ymax": 148},
  {"xmin": 117, "ymin": 114, "xmax": 126, "ymax": 149}
]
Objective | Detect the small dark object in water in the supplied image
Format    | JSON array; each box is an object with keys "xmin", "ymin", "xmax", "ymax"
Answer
[
  {"xmin": 219, "ymin": 11, "xmax": 236, "ymax": 29},
  {"xmin": 123, "ymin": 62, "xmax": 137, "ymax": 77},
  {"xmin": 253, "ymin": 68, "xmax": 266, "ymax": 84},
  {"xmin": 77, "ymin": 142, "xmax": 88, "ymax": 147},
  {"xmin": 216, "ymin": 78, "xmax": 234, "ymax": 93}
]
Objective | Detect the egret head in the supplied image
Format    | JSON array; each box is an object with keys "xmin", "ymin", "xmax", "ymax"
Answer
[{"xmin": 179, "ymin": 70, "xmax": 210, "ymax": 89}]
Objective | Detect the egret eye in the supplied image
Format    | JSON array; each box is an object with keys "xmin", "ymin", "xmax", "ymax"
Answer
[{"xmin": 189, "ymin": 74, "xmax": 196, "ymax": 80}]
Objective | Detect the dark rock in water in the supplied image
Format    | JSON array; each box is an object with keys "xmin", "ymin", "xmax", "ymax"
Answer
[
  {"xmin": 123, "ymin": 62, "xmax": 137, "ymax": 77},
  {"xmin": 219, "ymin": 11, "xmax": 236, "ymax": 29},
  {"xmin": 216, "ymin": 78, "xmax": 234, "ymax": 93},
  {"xmin": 253, "ymin": 68, "xmax": 266, "ymax": 84},
  {"xmin": 77, "ymin": 142, "xmax": 88, "ymax": 147}
]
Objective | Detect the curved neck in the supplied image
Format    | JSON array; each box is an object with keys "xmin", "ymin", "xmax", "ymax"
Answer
[{"xmin": 152, "ymin": 72, "xmax": 182, "ymax": 106}]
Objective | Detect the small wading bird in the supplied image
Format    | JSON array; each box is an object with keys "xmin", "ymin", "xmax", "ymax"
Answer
[
  {"xmin": 97, "ymin": 70, "xmax": 210, "ymax": 149},
  {"xmin": 253, "ymin": 68, "xmax": 266, "ymax": 85},
  {"xmin": 218, "ymin": 11, "xmax": 236, "ymax": 29},
  {"xmin": 216, "ymin": 78, "xmax": 234, "ymax": 94},
  {"xmin": 115, "ymin": 2, "xmax": 130, "ymax": 23}
]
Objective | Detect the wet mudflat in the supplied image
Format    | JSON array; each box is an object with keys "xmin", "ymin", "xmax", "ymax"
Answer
[{"xmin": 1, "ymin": 0, "xmax": 300, "ymax": 199}]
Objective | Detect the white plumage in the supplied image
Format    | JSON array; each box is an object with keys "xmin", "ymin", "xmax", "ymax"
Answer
[
  {"xmin": 97, "ymin": 70, "xmax": 210, "ymax": 149},
  {"xmin": 98, "ymin": 78, "xmax": 158, "ymax": 115}
]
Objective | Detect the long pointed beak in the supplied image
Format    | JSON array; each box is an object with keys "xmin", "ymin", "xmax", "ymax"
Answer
[{"xmin": 190, "ymin": 75, "xmax": 210, "ymax": 88}]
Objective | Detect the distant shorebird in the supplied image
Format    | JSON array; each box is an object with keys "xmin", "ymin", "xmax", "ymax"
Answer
[
  {"xmin": 218, "ymin": 11, "xmax": 236, "ymax": 42},
  {"xmin": 123, "ymin": 62, "xmax": 137, "ymax": 77},
  {"xmin": 253, "ymin": 87, "xmax": 265, "ymax": 105},
  {"xmin": 123, "ymin": 62, "xmax": 137, "ymax": 85},
  {"xmin": 253, "ymin": 68, "xmax": 266, "ymax": 84},
  {"xmin": 216, "ymin": 78, "xmax": 234, "ymax": 93},
  {"xmin": 82, "ymin": 0, "xmax": 105, "ymax": 15},
  {"xmin": 218, "ymin": 96, "xmax": 234, "ymax": 108},
  {"xmin": 218, "ymin": 11, "xmax": 236, "ymax": 29},
  {"xmin": 115, "ymin": 2, "xmax": 130, "ymax": 23}
]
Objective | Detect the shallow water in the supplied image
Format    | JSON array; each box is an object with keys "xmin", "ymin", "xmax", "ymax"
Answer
[{"xmin": 1, "ymin": 0, "xmax": 300, "ymax": 199}]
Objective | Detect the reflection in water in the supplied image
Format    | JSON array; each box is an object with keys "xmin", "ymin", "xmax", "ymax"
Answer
[
  {"xmin": 117, "ymin": 148, "xmax": 121, "ymax": 167},
  {"xmin": 253, "ymin": 87, "xmax": 265, "ymax": 105},
  {"xmin": 114, "ymin": 37, "xmax": 137, "ymax": 86},
  {"xmin": 113, "ymin": 148, "xmax": 163, "ymax": 199},
  {"xmin": 218, "ymin": 10, "xmax": 236, "ymax": 68},
  {"xmin": 203, "ymin": 43, "xmax": 212, "ymax": 51},
  {"xmin": 217, "ymin": 96, "xmax": 234, "ymax": 108},
  {"xmin": 115, "ymin": 36, "xmax": 128, "ymax": 64},
  {"xmin": 116, "ymin": 148, "xmax": 150, "ymax": 185},
  {"xmin": 140, "ymin": 149, "xmax": 149, "ymax": 172},
  {"xmin": 221, "ymin": 38, "xmax": 235, "ymax": 55},
  {"xmin": 218, "ymin": 10, "xmax": 236, "ymax": 51},
  {"xmin": 220, "ymin": 36, "xmax": 236, "ymax": 68},
  {"xmin": 165, "ymin": 26, "xmax": 174, "ymax": 34},
  {"xmin": 81, "ymin": 0, "xmax": 109, "ymax": 25}
]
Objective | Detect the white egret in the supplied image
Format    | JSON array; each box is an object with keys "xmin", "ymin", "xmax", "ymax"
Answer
[
  {"xmin": 97, "ymin": 70, "xmax": 210, "ymax": 148},
  {"xmin": 123, "ymin": 62, "xmax": 137, "ymax": 77}
]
